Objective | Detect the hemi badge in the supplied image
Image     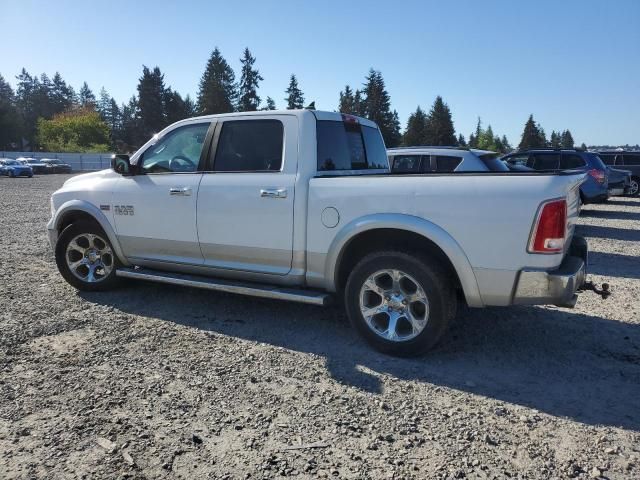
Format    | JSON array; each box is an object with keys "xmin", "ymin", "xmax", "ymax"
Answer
[{"xmin": 100, "ymin": 205, "xmax": 111, "ymax": 211}]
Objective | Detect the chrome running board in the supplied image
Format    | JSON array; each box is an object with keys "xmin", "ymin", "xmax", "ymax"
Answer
[{"xmin": 116, "ymin": 267, "xmax": 331, "ymax": 306}]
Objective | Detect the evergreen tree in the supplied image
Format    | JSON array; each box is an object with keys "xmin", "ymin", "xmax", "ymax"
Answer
[
  {"xmin": 500, "ymin": 135, "xmax": 512, "ymax": 152},
  {"xmin": 237, "ymin": 48, "xmax": 263, "ymax": 111},
  {"xmin": 136, "ymin": 65, "xmax": 166, "ymax": 139},
  {"xmin": 197, "ymin": 47, "xmax": 236, "ymax": 114},
  {"xmin": 457, "ymin": 134, "xmax": 467, "ymax": 147},
  {"xmin": 107, "ymin": 98, "xmax": 121, "ymax": 137},
  {"xmin": 360, "ymin": 69, "xmax": 401, "ymax": 147},
  {"xmin": 468, "ymin": 118, "xmax": 482, "ymax": 148},
  {"xmin": 477, "ymin": 124, "xmax": 495, "ymax": 151},
  {"xmin": 561, "ymin": 129, "xmax": 574, "ymax": 148},
  {"xmin": 580, "ymin": 142, "xmax": 587, "ymax": 150},
  {"xmin": 338, "ymin": 85, "xmax": 355, "ymax": 113},
  {"xmin": 164, "ymin": 88, "xmax": 192, "ymax": 124},
  {"xmin": 50, "ymin": 72, "xmax": 75, "ymax": 113},
  {"xmin": 538, "ymin": 126, "xmax": 548, "ymax": 147},
  {"xmin": 79, "ymin": 82, "xmax": 96, "ymax": 106},
  {"xmin": 518, "ymin": 114, "xmax": 545, "ymax": 150},
  {"xmin": 284, "ymin": 74, "xmax": 304, "ymax": 109},
  {"xmin": 424, "ymin": 96, "xmax": 456, "ymax": 146},
  {"xmin": 119, "ymin": 96, "xmax": 142, "ymax": 150},
  {"xmin": 261, "ymin": 96, "xmax": 276, "ymax": 110},
  {"xmin": 97, "ymin": 87, "xmax": 112, "ymax": 120},
  {"xmin": 403, "ymin": 106, "xmax": 427, "ymax": 146},
  {"xmin": 183, "ymin": 95, "xmax": 196, "ymax": 117},
  {"xmin": 549, "ymin": 130, "xmax": 561, "ymax": 148},
  {"xmin": 0, "ymin": 74, "xmax": 21, "ymax": 149},
  {"xmin": 468, "ymin": 133, "xmax": 476, "ymax": 149}
]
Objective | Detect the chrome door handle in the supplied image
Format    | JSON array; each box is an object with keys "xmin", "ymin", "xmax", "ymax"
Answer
[
  {"xmin": 169, "ymin": 187, "xmax": 192, "ymax": 196},
  {"xmin": 260, "ymin": 188, "xmax": 287, "ymax": 199}
]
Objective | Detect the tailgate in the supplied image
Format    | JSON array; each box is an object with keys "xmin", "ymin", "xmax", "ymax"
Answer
[{"xmin": 564, "ymin": 173, "xmax": 587, "ymax": 253}]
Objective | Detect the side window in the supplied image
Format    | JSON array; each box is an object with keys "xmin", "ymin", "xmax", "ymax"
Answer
[
  {"xmin": 434, "ymin": 155, "xmax": 463, "ymax": 172},
  {"xmin": 316, "ymin": 120, "xmax": 388, "ymax": 171},
  {"xmin": 392, "ymin": 155, "xmax": 422, "ymax": 173},
  {"xmin": 505, "ymin": 154, "xmax": 529, "ymax": 166},
  {"xmin": 624, "ymin": 154, "xmax": 640, "ymax": 165},
  {"xmin": 140, "ymin": 123, "xmax": 210, "ymax": 174},
  {"xmin": 560, "ymin": 154, "xmax": 586, "ymax": 169},
  {"xmin": 530, "ymin": 153, "xmax": 560, "ymax": 170},
  {"xmin": 213, "ymin": 120, "xmax": 283, "ymax": 172}
]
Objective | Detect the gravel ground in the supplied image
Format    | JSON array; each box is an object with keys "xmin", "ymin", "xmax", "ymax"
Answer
[{"xmin": 1, "ymin": 174, "xmax": 639, "ymax": 480}]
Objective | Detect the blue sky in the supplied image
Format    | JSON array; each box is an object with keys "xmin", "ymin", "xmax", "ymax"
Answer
[{"xmin": 2, "ymin": 0, "xmax": 639, "ymax": 145}]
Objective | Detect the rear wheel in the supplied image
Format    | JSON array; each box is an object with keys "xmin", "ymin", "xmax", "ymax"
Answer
[
  {"xmin": 628, "ymin": 177, "xmax": 639, "ymax": 196},
  {"xmin": 55, "ymin": 221, "xmax": 120, "ymax": 291},
  {"xmin": 344, "ymin": 251, "xmax": 456, "ymax": 357}
]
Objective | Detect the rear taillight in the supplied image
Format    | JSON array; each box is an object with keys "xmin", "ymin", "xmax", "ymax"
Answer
[
  {"xmin": 588, "ymin": 169, "xmax": 605, "ymax": 184},
  {"xmin": 528, "ymin": 199, "xmax": 567, "ymax": 253}
]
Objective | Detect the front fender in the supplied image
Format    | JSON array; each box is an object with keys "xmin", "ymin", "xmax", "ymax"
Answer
[
  {"xmin": 47, "ymin": 200, "xmax": 130, "ymax": 266},
  {"xmin": 325, "ymin": 213, "xmax": 483, "ymax": 307}
]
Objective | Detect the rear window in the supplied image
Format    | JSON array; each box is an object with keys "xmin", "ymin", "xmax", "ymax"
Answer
[
  {"xmin": 434, "ymin": 155, "xmax": 462, "ymax": 172},
  {"xmin": 477, "ymin": 153, "xmax": 509, "ymax": 171},
  {"xmin": 317, "ymin": 120, "xmax": 388, "ymax": 171},
  {"xmin": 392, "ymin": 155, "xmax": 422, "ymax": 173},
  {"xmin": 530, "ymin": 153, "xmax": 560, "ymax": 170},
  {"xmin": 560, "ymin": 154, "xmax": 586, "ymax": 169}
]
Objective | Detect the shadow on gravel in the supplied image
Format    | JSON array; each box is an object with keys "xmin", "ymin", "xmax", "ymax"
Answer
[
  {"xmin": 603, "ymin": 199, "xmax": 640, "ymax": 208},
  {"xmin": 576, "ymin": 224, "xmax": 640, "ymax": 242},
  {"xmin": 81, "ymin": 284, "xmax": 640, "ymax": 431},
  {"xmin": 587, "ymin": 251, "xmax": 640, "ymax": 280},
  {"xmin": 580, "ymin": 209, "xmax": 640, "ymax": 221}
]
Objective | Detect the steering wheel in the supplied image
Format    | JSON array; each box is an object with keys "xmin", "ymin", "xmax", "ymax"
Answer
[{"xmin": 169, "ymin": 155, "xmax": 196, "ymax": 172}]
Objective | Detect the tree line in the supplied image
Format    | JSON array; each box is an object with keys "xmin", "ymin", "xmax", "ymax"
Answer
[{"xmin": 0, "ymin": 46, "xmax": 583, "ymax": 153}]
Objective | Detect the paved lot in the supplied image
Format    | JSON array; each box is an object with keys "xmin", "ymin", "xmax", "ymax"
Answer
[{"xmin": 1, "ymin": 174, "xmax": 639, "ymax": 479}]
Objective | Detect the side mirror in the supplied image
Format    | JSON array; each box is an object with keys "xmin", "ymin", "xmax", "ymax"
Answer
[{"xmin": 111, "ymin": 154, "xmax": 134, "ymax": 175}]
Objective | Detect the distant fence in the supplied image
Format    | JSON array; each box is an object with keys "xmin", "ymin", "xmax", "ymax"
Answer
[{"xmin": 0, "ymin": 152, "xmax": 114, "ymax": 171}]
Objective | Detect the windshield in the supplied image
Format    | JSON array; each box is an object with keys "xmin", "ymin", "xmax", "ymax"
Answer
[
  {"xmin": 477, "ymin": 152, "xmax": 509, "ymax": 171},
  {"xmin": 4, "ymin": 160, "xmax": 19, "ymax": 165}
]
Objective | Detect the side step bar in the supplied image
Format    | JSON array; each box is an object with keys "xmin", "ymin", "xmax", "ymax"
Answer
[{"xmin": 115, "ymin": 267, "xmax": 332, "ymax": 306}]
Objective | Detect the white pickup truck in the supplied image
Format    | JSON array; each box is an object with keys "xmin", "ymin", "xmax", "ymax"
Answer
[{"xmin": 48, "ymin": 110, "xmax": 591, "ymax": 356}]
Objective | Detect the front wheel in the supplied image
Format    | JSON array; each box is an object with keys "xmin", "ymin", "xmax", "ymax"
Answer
[
  {"xmin": 628, "ymin": 177, "xmax": 639, "ymax": 197},
  {"xmin": 344, "ymin": 251, "xmax": 456, "ymax": 357},
  {"xmin": 55, "ymin": 221, "xmax": 120, "ymax": 291}
]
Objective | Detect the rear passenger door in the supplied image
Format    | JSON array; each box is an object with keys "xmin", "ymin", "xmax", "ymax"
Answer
[{"xmin": 196, "ymin": 115, "xmax": 297, "ymax": 276}]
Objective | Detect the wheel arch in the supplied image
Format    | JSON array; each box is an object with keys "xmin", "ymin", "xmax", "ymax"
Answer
[
  {"xmin": 327, "ymin": 214, "xmax": 483, "ymax": 307},
  {"xmin": 49, "ymin": 200, "xmax": 130, "ymax": 266}
]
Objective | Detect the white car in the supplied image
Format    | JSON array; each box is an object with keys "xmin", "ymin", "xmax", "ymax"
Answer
[
  {"xmin": 388, "ymin": 147, "xmax": 508, "ymax": 173},
  {"xmin": 47, "ymin": 110, "xmax": 592, "ymax": 356}
]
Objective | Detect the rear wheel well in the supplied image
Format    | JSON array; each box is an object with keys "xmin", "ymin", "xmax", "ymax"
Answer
[{"xmin": 335, "ymin": 229, "xmax": 462, "ymax": 295}]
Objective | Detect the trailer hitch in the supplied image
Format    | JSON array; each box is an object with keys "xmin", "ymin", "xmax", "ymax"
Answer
[{"xmin": 579, "ymin": 280, "xmax": 611, "ymax": 300}]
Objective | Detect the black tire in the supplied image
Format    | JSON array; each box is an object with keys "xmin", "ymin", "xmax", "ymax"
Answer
[
  {"xmin": 344, "ymin": 251, "xmax": 456, "ymax": 357},
  {"xmin": 55, "ymin": 220, "xmax": 120, "ymax": 291},
  {"xmin": 628, "ymin": 177, "xmax": 639, "ymax": 197}
]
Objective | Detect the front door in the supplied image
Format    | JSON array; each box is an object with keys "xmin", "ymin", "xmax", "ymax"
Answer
[
  {"xmin": 196, "ymin": 115, "xmax": 297, "ymax": 275},
  {"xmin": 114, "ymin": 121, "xmax": 213, "ymax": 265}
]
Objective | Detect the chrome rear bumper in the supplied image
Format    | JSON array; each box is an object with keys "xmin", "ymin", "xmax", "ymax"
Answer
[{"xmin": 513, "ymin": 236, "xmax": 587, "ymax": 308}]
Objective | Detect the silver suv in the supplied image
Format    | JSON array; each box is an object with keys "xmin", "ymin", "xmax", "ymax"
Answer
[{"xmin": 388, "ymin": 147, "xmax": 509, "ymax": 173}]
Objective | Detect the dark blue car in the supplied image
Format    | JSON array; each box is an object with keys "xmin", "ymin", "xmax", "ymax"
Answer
[
  {"xmin": 0, "ymin": 158, "xmax": 34, "ymax": 178},
  {"xmin": 502, "ymin": 149, "xmax": 609, "ymax": 204}
]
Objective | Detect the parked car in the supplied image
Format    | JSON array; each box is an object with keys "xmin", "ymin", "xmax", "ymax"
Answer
[
  {"xmin": 42, "ymin": 158, "xmax": 72, "ymax": 174},
  {"xmin": 48, "ymin": 110, "xmax": 594, "ymax": 356},
  {"xmin": 605, "ymin": 166, "xmax": 632, "ymax": 197},
  {"xmin": 388, "ymin": 147, "xmax": 509, "ymax": 173},
  {"xmin": 598, "ymin": 151, "xmax": 640, "ymax": 196},
  {"xmin": 18, "ymin": 157, "xmax": 48, "ymax": 174},
  {"xmin": 502, "ymin": 149, "xmax": 609, "ymax": 204},
  {"xmin": 0, "ymin": 158, "xmax": 33, "ymax": 177}
]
